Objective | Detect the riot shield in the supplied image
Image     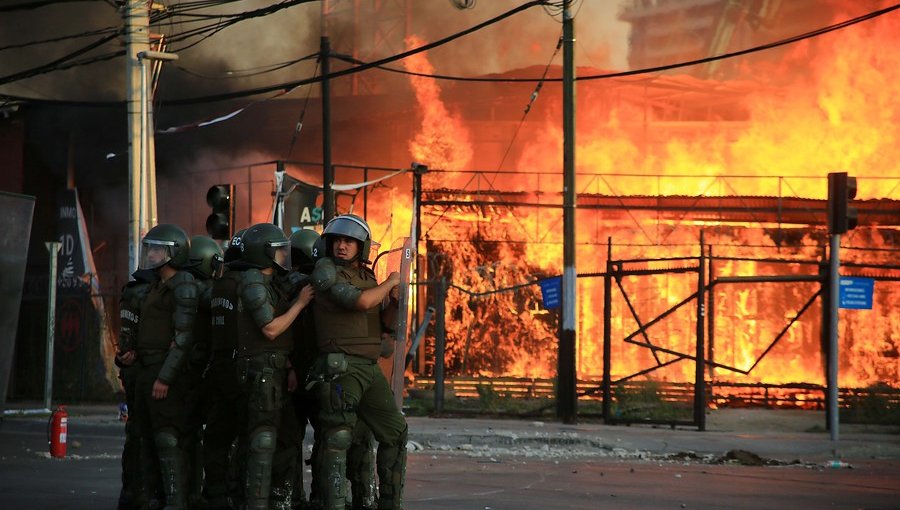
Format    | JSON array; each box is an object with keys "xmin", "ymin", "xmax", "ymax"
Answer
[
  {"xmin": 375, "ymin": 237, "xmax": 415, "ymax": 410},
  {"xmin": 391, "ymin": 236, "xmax": 415, "ymax": 409}
]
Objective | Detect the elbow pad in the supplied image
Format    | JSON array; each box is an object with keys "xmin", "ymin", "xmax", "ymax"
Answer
[
  {"xmin": 170, "ymin": 273, "xmax": 199, "ymax": 349},
  {"xmin": 241, "ymin": 270, "xmax": 275, "ymax": 328},
  {"xmin": 275, "ymin": 271, "xmax": 310, "ymax": 299},
  {"xmin": 311, "ymin": 258, "xmax": 337, "ymax": 292},
  {"xmin": 158, "ymin": 347, "xmax": 186, "ymax": 384},
  {"xmin": 328, "ymin": 282, "xmax": 362, "ymax": 310}
]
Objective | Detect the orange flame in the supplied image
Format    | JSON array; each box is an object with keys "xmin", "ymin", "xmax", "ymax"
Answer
[
  {"xmin": 404, "ymin": 35, "xmax": 473, "ymax": 172},
  {"xmin": 392, "ymin": 11, "xmax": 900, "ymax": 392}
]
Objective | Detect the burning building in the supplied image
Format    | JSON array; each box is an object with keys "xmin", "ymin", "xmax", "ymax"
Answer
[{"xmin": 2, "ymin": 1, "xmax": 897, "ymax": 411}]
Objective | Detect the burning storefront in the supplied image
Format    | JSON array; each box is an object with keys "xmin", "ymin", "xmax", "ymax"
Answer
[{"xmin": 4, "ymin": 1, "xmax": 897, "ymax": 413}]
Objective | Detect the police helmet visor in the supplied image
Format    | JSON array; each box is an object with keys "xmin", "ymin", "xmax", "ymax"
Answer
[
  {"xmin": 140, "ymin": 239, "xmax": 176, "ymax": 269},
  {"xmin": 323, "ymin": 216, "xmax": 370, "ymax": 243},
  {"xmin": 209, "ymin": 253, "xmax": 225, "ymax": 278},
  {"xmin": 267, "ymin": 240, "xmax": 291, "ymax": 271}
]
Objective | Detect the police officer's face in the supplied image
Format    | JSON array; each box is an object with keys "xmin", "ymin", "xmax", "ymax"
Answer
[
  {"xmin": 146, "ymin": 245, "xmax": 169, "ymax": 266},
  {"xmin": 274, "ymin": 247, "xmax": 289, "ymax": 268},
  {"xmin": 332, "ymin": 236, "xmax": 359, "ymax": 261}
]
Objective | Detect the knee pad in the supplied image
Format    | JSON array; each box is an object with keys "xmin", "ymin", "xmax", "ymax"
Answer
[
  {"xmin": 325, "ymin": 427, "xmax": 352, "ymax": 451},
  {"xmin": 153, "ymin": 430, "xmax": 178, "ymax": 451},
  {"xmin": 398, "ymin": 424, "xmax": 408, "ymax": 446},
  {"xmin": 249, "ymin": 427, "xmax": 277, "ymax": 454}
]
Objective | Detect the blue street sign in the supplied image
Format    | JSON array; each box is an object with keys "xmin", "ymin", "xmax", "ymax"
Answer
[
  {"xmin": 839, "ymin": 277, "xmax": 874, "ymax": 310},
  {"xmin": 539, "ymin": 277, "xmax": 562, "ymax": 309}
]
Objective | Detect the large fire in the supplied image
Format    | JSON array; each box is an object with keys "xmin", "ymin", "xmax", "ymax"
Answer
[
  {"xmin": 382, "ymin": 8, "xmax": 900, "ymax": 394},
  {"xmin": 348, "ymin": 8, "xmax": 899, "ymax": 400}
]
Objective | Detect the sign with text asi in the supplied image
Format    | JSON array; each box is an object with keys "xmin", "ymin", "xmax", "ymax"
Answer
[
  {"xmin": 839, "ymin": 277, "xmax": 874, "ymax": 310},
  {"xmin": 539, "ymin": 277, "xmax": 562, "ymax": 309}
]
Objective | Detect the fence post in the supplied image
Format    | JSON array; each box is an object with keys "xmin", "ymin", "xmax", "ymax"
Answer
[
  {"xmin": 694, "ymin": 232, "xmax": 707, "ymax": 431},
  {"xmin": 602, "ymin": 238, "xmax": 613, "ymax": 422},
  {"xmin": 434, "ymin": 277, "xmax": 447, "ymax": 414},
  {"xmin": 44, "ymin": 242, "xmax": 61, "ymax": 411}
]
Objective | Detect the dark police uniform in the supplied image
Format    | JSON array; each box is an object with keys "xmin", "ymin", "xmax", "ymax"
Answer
[
  {"xmin": 234, "ymin": 268, "xmax": 294, "ymax": 510},
  {"xmin": 312, "ymin": 264, "xmax": 407, "ymax": 510},
  {"xmin": 116, "ymin": 269, "xmax": 158, "ymax": 510},
  {"xmin": 133, "ymin": 270, "xmax": 199, "ymax": 509}
]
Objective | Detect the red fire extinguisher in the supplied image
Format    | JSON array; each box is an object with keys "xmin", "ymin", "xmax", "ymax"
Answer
[{"xmin": 48, "ymin": 405, "xmax": 68, "ymax": 458}]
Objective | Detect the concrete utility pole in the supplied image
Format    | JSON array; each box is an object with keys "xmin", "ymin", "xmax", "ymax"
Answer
[
  {"xmin": 558, "ymin": 0, "xmax": 578, "ymax": 423},
  {"xmin": 138, "ymin": 49, "xmax": 178, "ymax": 234},
  {"xmin": 124, "ymin": 1, "xmax": 150, "ymax": 275}
]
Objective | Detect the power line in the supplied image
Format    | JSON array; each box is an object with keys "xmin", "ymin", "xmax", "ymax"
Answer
[
  {"xmin": 576, "ymin": 2, "xmax": 900, "ymax": 83},
  {"xmin": 285, "ymin": 59, "xmax": 320, "ymax": 158},
  {"xmin": 340, "ymin": 2, "xmax": 900, "ymax": 84},
  {"xmin": 5, "ymin": 1, "xmax": 896, "ymax": 104},
  {"xmin": 0, "ymin": 32, "xmax": 120, "ymax": 86},
  {"xmin": 0, "ymin": 0, "xmax": 315, "ymax": 86},
  {"xmin": 157, "ymin": 0, "xmax": 320, "ymax": 52},
  {"xmin": 173, "ymin": 52, "xmax": 319, "ymax": 79},
  {"xmin": 0, "ymin": 0, "xmax": 107, "ymax": 12},
  {"xmin": 161, "ymin": 0, "xmax": 548, "ymax": 104},
  {"xmin": 0, "ymin": 26, "xmax": 119, "ymax": 52}
]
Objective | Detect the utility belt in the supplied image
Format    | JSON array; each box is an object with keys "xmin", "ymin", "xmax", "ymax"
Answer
[
  {"xmin": 209, "ymin": 349, "xmax": 237, "ymax": 362},
  {"xmin": 201, "ymin": 349, "xmax": 237, "ymax": 380},
  {"xmin": 304, "ymin": 352, "xmax": 374, "ymax": 391},
  {"xmin": 235, "ymin": 351, "xmax": 291, "ymax": 383},
  {"xmin": 236, "ymin": 350, "xmax": 291, "ymax": 367},
  {"xmin": 136, "ymin": 350, "xmax": 167, "ymax": 366}
]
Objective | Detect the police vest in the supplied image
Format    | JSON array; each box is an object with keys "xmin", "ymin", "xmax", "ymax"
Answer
[
  {"xmin": 235, "ymin": 270, "xmax": 293, "ymax": 356},
  {"xmin": 191, "ymin": 278, "xmax": 213, "ymax": 364},
  {"xmin": 211, "ymin": 270, "xmax": 241, "ymax": 353},
  {"xmin": 290, "ymin": 307, "xmax": 318, "ymax": 377},
  {"xmin": 118, "ymin": 275, "xmax": 155, "ymax": 354},
  {"xmin": 136, "ymin": 279, "xmax": 174, "ymax": 353},
  {"xmin": 313, "ymin": 265, "xmax": 382, "ymax": 360}
]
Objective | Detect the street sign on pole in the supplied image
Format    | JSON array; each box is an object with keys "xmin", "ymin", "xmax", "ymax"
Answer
[
  {"xmin": 838, "ymin": 277, "xmax": 874, "ymax": 310},
  {"xmin": 539, "ymin": 277, "xmax": 562, "ymax": 309}
]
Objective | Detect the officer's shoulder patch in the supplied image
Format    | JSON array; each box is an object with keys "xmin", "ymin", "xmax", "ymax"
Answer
[
  {"xmin": 166, "ymin": 270, "xmax": 195, "ymax": 289},
  {"xmin": 360, "ymin": 266, "xmax": 377, "ymax": 280},
  {"xmin": 241, "ymin": 268, "xmax": 266, "ymax": 283}
]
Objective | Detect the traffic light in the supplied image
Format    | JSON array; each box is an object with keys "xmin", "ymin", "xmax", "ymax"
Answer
[
  {"xmin": 827, "ymin": 172, "xmax": 858, "ymax": 234},
  {"xmin": 205, "ymin": 184, "xmax": 234, "ymax": 240}
]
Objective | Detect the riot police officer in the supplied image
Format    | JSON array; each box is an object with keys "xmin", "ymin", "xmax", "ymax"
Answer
[
  {"xmin": 132, "ymin": 224, "xmax": 199, "ymax": 510},
  {"xmin": 309, "ymin": 214, "xmax": 406, "ymax": 510},
  {"xmin": 205, "ymin": 229, "xmax": 247, "ymax": 510},
  {"xmin": 233, "ymin": 223, "xmax": 314, "ymax": 510},
  {"xmin": 116, "ymin": 266, "xmax": 159, "ymax": 510},
  {"xmin": 285, "ymin": 228, "xmax": 322, "ymax": 509},
  {"xmin": 183, "ymin": 235, "xmax": 224, "ymax": 508}
]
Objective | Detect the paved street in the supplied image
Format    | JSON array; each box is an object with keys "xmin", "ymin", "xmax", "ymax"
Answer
[{"xmin": 2, "ymin": 408, "xmax": 899, "ymax": 509}]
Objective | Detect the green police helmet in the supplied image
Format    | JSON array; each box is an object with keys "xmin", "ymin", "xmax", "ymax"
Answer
[
  {"xmin": 140, "ymin": 224, "xmax": 190, "ymax": 270},
  {"xmin": 289, "ymin": 228, "xmax": 321, "ymax": 272},
  {"xmin": 240, "ymin": 223, "xmax": 291, "ymax": 271},
  {"xmin": 224, "ymin": 228, "xmax": 247, "ymax": 264},
  {"xmin": 322, "ymin": 214, "xmax": 372, "ymax": 264},
  {"xmin": 188, "ymin": 235, "xmax": 224, "ymax": 279}
]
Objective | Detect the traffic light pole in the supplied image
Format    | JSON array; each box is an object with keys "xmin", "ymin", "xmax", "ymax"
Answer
[
  {"xmin": 825, "ymin": 171, "xmax": 857, "ymax": 445},
  {"xmin": 321, "ymin": 35, "xmax": 334, "ymax": 223},
  {"xmin": 827, "ymin": 233, "xmax": 840, "ymax": 443}
]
